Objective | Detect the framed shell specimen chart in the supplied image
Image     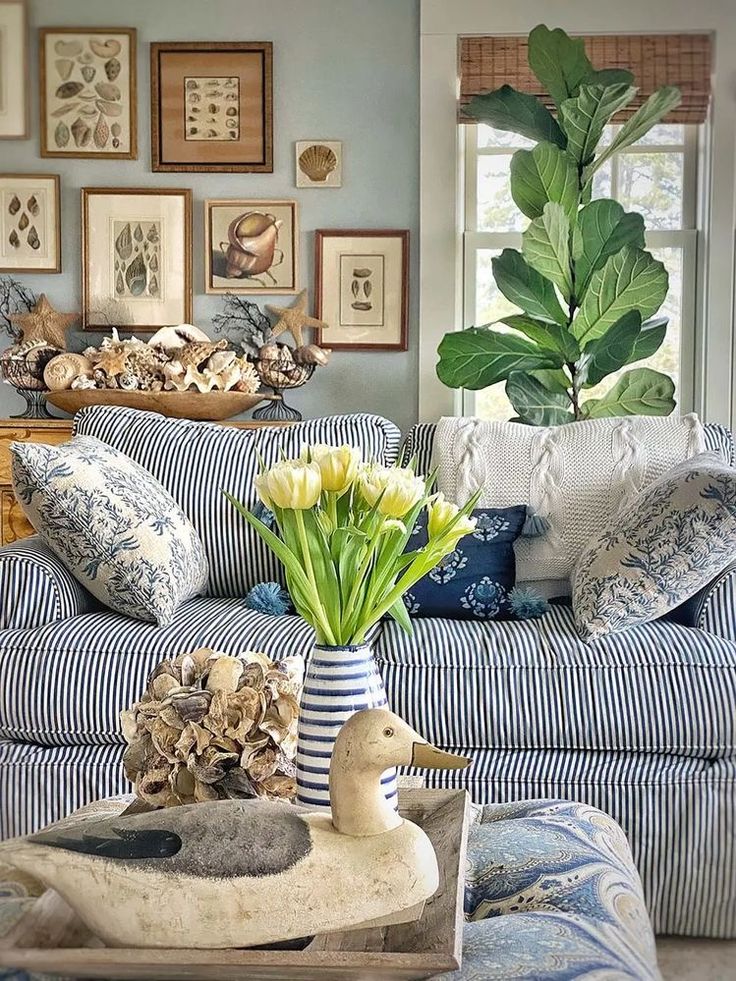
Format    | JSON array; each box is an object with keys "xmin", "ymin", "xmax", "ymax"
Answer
[
  {"xmin": 81, "ymin": 188, "xmax": 192, "ymax": 331},
  {"xmin": 204, "ymin": 199, "xmax": 297, "ymax": 295},
  {"xmin": 0, "ymin": 0, "xmax": 29, "ymax": 139},
  {"xmin": 0, "ymin": 174, "xmax": 60, "ymax": 272},
  {"xmin": 150, "ymin": 42, "xmax": 273, "ymax": 173},
  {"xmin": 314, "ymin": 230, "xmax": 409, "ymax": 351},
  {"xmin": 39, "ymin": 28, "xmax": 137, "ymax": 159},
  {"xmin": 295, "ymin": 140, "xmax": 342, "ymax": 188}
]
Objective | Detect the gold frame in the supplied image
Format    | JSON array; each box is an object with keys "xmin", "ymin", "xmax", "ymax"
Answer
[
  {"xmin": 39, "ymin": 27, "xmax": 137, "ymax": 160},
  {"xmin": 204, "ymin": 198, "xmax": 298, "ymax": 295},
  {"xmin": 150, "ymin": 41, "xmax": 273, "ymax": 173},
  {"xmin": 0, "ymin": 173, "xmax": 61, "ymax": 273},
  {"xmin": 81, "ymin": 187, "xmax": 192, "ymax": 332},
  {"xmin": 0, "ymin": 0, "xmax": 29, "ymax": 139}
]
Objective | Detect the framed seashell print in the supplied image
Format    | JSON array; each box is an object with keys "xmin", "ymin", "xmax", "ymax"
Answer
[
  {"xmin": 295, "ymin": 140, "xmax": 342, "ymax": 188},
  {"xmin": 315, "ymin": 230, "xmax": 409, "ymax": 351},
  {"xmin": 0, "ymin": 174, "xmax": 60, "ymax": 272},
  {"xmin": 81, "ymin": 188, "xmax": 192, "ymax": 331},
  {"xmin": 151, "ymin": 42, "xmax": 273, "ymax": 173},
  {"xmin": 0, "ymin": 0, "xmax": 29, "ymax": 139},
  {"xmin": 39, "ymin": 28, "xmax": 137, "ymax": 159},
  {"xmin": 204, "ymin": 199, "xmax": 297, "ymax": 294}
]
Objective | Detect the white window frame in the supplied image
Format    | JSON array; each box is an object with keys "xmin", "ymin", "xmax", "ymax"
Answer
[
  {"xmin": 419, "ymin": 0, "xmax": 736, "ymax": 429},
  {"xmin": 461, "ymin": 125, "xmax": 699, "ymax": 417}
]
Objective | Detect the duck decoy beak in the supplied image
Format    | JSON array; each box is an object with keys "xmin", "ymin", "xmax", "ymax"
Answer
[{"xmin": 411, "ymin": 741, "xmax": 471, "ymax": 770}]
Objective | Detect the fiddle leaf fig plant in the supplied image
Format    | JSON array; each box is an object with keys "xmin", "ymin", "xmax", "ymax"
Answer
[{"xmin": 437, "ymin": 24, "xmax": 682, "ymax": 422}]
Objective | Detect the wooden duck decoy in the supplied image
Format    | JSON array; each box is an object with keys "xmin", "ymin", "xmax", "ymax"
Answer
[{"xmin": 0, "ymin": 709, "xmax": 470, "ymax": 949}]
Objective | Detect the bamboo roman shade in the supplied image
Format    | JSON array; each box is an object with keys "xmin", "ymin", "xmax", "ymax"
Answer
[{"xmin": 459, "ymin": 34, "xmax": 712, "ymax": 124}]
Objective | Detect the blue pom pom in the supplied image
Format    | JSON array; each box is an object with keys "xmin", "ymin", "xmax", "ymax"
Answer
[
  {"xmin": 509, "ymin": 585, "xmax": 550, "ymax": 620},
  {"xmin": 522, "ymin": 508, "xmax": 551, "ymax": 538},
  {"xmin": 245, "ymin": 582, "xmax": 291, "ymax": 617},
  {"xmin": 252, "ymin": 501, "xmax": 277, "ymax": 529}
]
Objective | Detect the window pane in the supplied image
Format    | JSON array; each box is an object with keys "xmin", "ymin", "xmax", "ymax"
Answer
[
  {"xmin": 477, "ymin": 124, "xmax": 533, "ymax": 150},
  {"xmin": 476, "ymin": 250, "xmax": 518, "ymax": 324},
  {"xmin": 617, "ymin": 152, "xmax": 684, "ymax": 229},
  {"xmin": 634, "ymin": 123, "xmax": 685, "ymax": 146},
  {"xmin": 475, "ymin": 382, "xmax": 516, "ymax": 421},
  {"xmin": 591, "ymin": 160, "xmax": 613, "ymax": 200},
  {"xmin": 477, "ymin": 155, "xmax": 526, "ymax": 231}
]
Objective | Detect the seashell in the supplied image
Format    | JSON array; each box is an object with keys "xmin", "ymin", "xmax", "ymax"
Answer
[
  {"xmin": 78, "ymin": 105, "xmax": 98, "ymax": 117},
  {"xmin": 125, "ymin": 253, "xmax": 148, "ymax": 295},
  {"xmin": 51, "ymin": 103, "xmax": 79, "ymax": 117},
  {"xmin": 81, "ymin": 65, "xmax": 96, "ymax": 82},
  {"xmin": 148, "ymin": 324, "xmax": 211, "ymax": 350},
  {"xmin": 183, "ymin": 366, "xmax": 220, "ymax": 393},
  {"xmin": 148, "ymin": 274, "xmax": 159, "ymax": 296},
  {"xmin": 207, "ymin": 350, "xmax": 237, "ymax": 374},
  {"xmin": 90, "ymin": 39, "xmax": 121, "ymax": 58},
  {"xmin": 353, "ymin": 268, "xmax": 371, "ymax": 278},
  {"xmin": 26, "ymin": 227, "xmax": 40, "ymax": 250},
  {"xmin": 115, "ymin": 270, "xmax": 124, "ymax": 294},
  {"xmin": 105, "ymin": 57, "xmax": 121, "ymax": 81},
  {"xmin": 44, "ymin": 353, "xmax": 93, "ymax": 391},
  {"xmin": 71, "ymin": 373, "xmax": 97, "ymax": 390},
  {"xmin": 133, "ymin": 223, "xmax": 144, "ymax": 242},
  {"xmin": 258, "ymin": 343, "xmax": 281, "ymax": 361},
  {"xmin": 118, "ymin": 371, "xmax": 139, "ymax": 391},
  {"xmin": 96, "ymin": 99, "xmax": 122, "ymax": 116},
  {"xmin": 8, "ymin": 195, "xmax": 20, "ymax": 215},
  {"xmin": 149, "ymin": 251, "xmax": 159, "ymax": 272},
  {"xmin": 55, "ymin": 58, "xmax": 75, "ymax": 80},
  {"xmin": 93, "ymin": 113, "xmax": 109, "ymax": 148},
  {"xmin": 56, "ymin": 81, "xmax": 84, "ymax": 99},
  {"xmin": 17, "ymin": 212, "xmax": 28, "ymax": 231},
  {"xmin": 54, "ymin": 40, "xmax": 82, "ymax": 57},
  {"xmin": 8, "ymin": 230, "xmax": 19, "ymax": 248},
  {"xmin": 27, "ymin": 196, "xmax": 40, "ymax": 217},
  {"xmin": 111, "ymin": 122, "xmax": 121, "ymax": 137},
  {"xmin": 298, "ymin": 143, "xmax": 338, "ymax": 183},
  {"xmin": 95, "ymin": 81, "xmax": 120, "ymax": 102},
  {"xmin": 115, "ymin": 222, "xmax": 132, "ymax": 260},
  {"xmin": 71, "ymin": 117, "xmax": 91, "ymax": 146},
  {"xmin": 77, "ymin": 51, "xmax": 94, "ymax": 64},
  {"xmin": 178, "ymin": 340, "xmax": 228, "ymax": 369},
  {"xmin": 163, "ymin": 361, "xmax": 187, "ymax": 391},
  {"xmin": 293, "ymin": 343, "xmax": 331, "ymax": 366}
]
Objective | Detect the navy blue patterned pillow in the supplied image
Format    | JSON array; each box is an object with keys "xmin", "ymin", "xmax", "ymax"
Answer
[{"xmin": 404, "ymin": 506, "xmax": 527, "ymax": 620}]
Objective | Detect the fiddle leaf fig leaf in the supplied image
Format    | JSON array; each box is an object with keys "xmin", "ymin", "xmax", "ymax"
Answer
[
  {"xmin": 436, "ymin": 327, "xmax": 561, "ymax": 391},
  {"xmin": 501, "ymin": 314, "xmax": 580, "ymax": 362},
  {"xmin": 506, "ymin": 370, "xmax": 573, "ymax": 426},
  {"xmin": 580, "ymin": 310, "xmax": 642, "ymax": 388},
  {"xmin": 572, "ymin": 246, "xmax": 668, "ymax": 344},
  {"xmin": 585, "ymin": 86, "xmax": 682, "ymax": 180},
  {"xmin": 510, "ymin": 143, "xmax": 580, "ymax": 222},
  {"xmin": 492, "ymin": 249, "xmax": 568, "ymax": 326},
  {"xmin": 627, "ymin": 315, "xmax": 668, "ymax": 364},
  {"xmin": 466, "ymin": 85, "xmax": 567, "ymax": 149},
  {"xmin": 521, "ymin": 202, "xmax": 573, "ymax": 302},
  {"xmin": 560, "ymin": 83, "xmax": 636, "ymax": 165},
  {"xmin": 573, "ymin": 199, "xmax": 646, "ymax": 296},
  {"xmin": 581, "ymin": 367, "xmax": 676, "ymax": 418},
  {"xmin": 527, "ymin": 25, "xmax": 592, "ymax": 107},
  {"xmin": 585, "ymin": 68, "xmax": 635, "ymax": 88}
]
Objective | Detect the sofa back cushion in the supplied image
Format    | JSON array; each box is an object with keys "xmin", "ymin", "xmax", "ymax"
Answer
[{"xmin": 74, "ymin": 407, "xmax": 402, "ymax": 597}]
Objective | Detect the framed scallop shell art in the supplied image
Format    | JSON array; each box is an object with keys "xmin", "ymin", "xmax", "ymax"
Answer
[{"xmin": 295, "ymin": 140, "xmax": 342, "ymax": 188}]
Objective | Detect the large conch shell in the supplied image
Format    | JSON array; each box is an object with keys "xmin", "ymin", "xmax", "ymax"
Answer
[
  {"xmin": 44, "ymin": 353, "xmax": 93, "ymax": 391},
  {"xmin": 298, "ymin": 143, "xmax": 338, "ymax": 183},
  {"xmin": 148, "ymin": 324, "xmax": 212, "ymax": 350},
  {"xmin": 222, "ymin": 212, "xmax": 283, "ymax": 279}
]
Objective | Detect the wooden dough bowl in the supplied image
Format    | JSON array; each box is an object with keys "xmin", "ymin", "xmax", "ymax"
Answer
[{"xmin": 46, "ymin": 390, "xmax": 270, "ymax": 422}]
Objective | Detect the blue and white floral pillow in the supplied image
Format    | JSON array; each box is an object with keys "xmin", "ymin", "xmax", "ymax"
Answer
[
  {"xmin": 11, "ymin": 436, "xmax": 209, "ymax": 626},
  {"xmin": 404, "ymin": 506, "xmax": 527, "ymax": 620},
  {"xmin": 572, "ymin": 453, "xmax": 736, "ymax": 640}
]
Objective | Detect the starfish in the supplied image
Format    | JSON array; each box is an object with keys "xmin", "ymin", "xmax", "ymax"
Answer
[
  {"xmin": 93, "ymin": 347, "xmax": 129, "ymax": 378},
  {"xmin": 10, "ymin": 294, "xmax": 78, "ymax": 350},
  {"xmin": 266, "ymin": 290, "xmax": 328, "ymax": 348}
]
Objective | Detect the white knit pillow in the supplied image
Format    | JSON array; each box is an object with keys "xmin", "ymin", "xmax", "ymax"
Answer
[{"xmin": 434, "ymin": 414, "xmax": 705, "ymax": 589}]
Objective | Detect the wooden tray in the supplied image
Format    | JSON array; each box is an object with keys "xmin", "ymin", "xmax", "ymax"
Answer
[
  {"xmin": 47, "ymin": 389, "xmax": 271, "ymax": 421},
  {"xmin": 0, "ymin": 789, "xmax": 469, "ymax": 981}
]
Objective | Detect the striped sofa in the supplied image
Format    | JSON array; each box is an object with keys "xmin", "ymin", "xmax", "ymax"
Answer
[{"xmin": 0, "ymin": 408, "xmax": 734, "ymax": 940}]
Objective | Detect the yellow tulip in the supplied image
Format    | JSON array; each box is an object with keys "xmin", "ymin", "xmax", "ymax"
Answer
[
  {"xmin": 427, "ymin": 494, "xmax": 477, "ymax": 542},
  {"xmin": 265, "ymin": 459, "xmax": 322, "ymax": 510},
  {"xmin": 254, "ymin": 472, "xmax": 272, "ymax": 509},
  {"xmin": 304, "ymin": 443, "xmax": 361, "ymax": 494},
  {"xmin": 359, "ymin": 464, "xmax": 426, "ymax": 518}
]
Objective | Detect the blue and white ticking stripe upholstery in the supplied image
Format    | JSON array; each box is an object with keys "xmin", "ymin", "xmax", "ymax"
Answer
[
  {"xmin": 73, "ymin": 407, "xmax": 401, "ymax": 598},
  {"xmin": 674, "ymin": 562, "xmax": 736, "ymax": 642},
  {"xmin": 0, "ymin": 536, "xmax": 96, "ymax": 631}
]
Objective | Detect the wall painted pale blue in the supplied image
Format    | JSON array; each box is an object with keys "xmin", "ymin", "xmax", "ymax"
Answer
[{"xmin": 0, "ymin": 0, "xmax": 420, "ymax": 432}]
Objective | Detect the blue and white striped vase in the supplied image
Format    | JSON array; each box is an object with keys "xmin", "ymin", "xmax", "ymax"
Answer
[{"xmin": 296, "ymin": 643, "xmax": 399, "ymax": 811}]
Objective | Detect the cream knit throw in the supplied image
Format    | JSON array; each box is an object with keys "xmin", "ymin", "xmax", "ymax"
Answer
[{"xmin": 434, "ymin": 414, "xmax": 705, "ymax": 586}]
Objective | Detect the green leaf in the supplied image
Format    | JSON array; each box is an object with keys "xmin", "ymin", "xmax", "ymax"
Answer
[
  {"xmin": 506, "ymin": 370, "xmax": 573, "ymax": 426},
  {"xmin": 572, "ymin": 246, "xmax": 668, "ymax": 344},
  {"xmin": 521, "ymin": 202, "xmax": 573, "ymax": 302},
  {"xmin": 492, "ymin": 249, "xmax": 568, "ymax": 325},
  {"xmin": 466, "ymin": 84, "xmax": 566, "ymax": 149},
  {"xmin": 436, "ymin": 327, "xmax": 560, "ymax": 390},
  {"xmin": 510, "ymin": 143, "xmax": 580, "ymax": 222},
  {"xmin": 387, "ymin": 597, "xmax": 413, "ymax": 635},
  {"xmin": 530, "ymin": 368, "xmax": 572, "ymax": 395},
  {"xmin": 580, "ymin": 310, "xmax": 642, "ymax": 388},
  {"xmin": 501, "ymin": 314, "xmax": 580, "ymax": 362},
  {"xmin": 584, "ymin": 68, "xmax": 635, "ymax": 89},
  {"xmin": 627, "ymin": 315, "xmax": 668, "ymax": 364},
  {"xmin": 585, "ymin": 86, "xmax": 682, "ymax": 180},
  {"xmin": 581, "ymin": 368, "xmax": 676, "ymax": 418},
  {"xmin": 572, "ymin": 199, "xmax": 646, "ymax": 296},
  {"xmin": 527, "ymin": 24, "xmax": 592, "ymax": 107},
  {"xmin": 560, "ymin": 83, "xmax": 636, "ymax": 165}
]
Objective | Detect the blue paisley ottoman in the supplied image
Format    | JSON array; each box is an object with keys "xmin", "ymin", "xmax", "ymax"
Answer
[{"xmin": 0, "ymin": 798, "xmax": 659, "ymax": 980}]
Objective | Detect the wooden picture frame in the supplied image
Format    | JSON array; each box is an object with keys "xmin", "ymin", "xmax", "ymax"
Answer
[
  {"xmin": 0, "ymin": 0, "xmax": 29, "ymax": 139},
  {"xmin": 0, "ymin": 174, "xmax": 61, "ymax": 272},
  {"xmin": 39, "ymin": 27, "xmax": 137, "ymax": 159},
  {"xmin": 150, "ymin": 41, "xmax": 273, "ymax": 173},
  {"xmin": 81, "ymin": 187, "xmax": 192, "ymax": 332},
  {"xmin": 315, "ymin": 230, "xmax": 409, "ymax": 351},
  {"xmin": 204, "ymin": 199, "xmax": 298, "ymax": 295}
]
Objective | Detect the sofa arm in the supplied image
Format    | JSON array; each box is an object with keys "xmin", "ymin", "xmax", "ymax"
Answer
[
  {"xmin": 672, "ymin": 562, "xmax": 736, "ymax": 641},
  {"xmin": 0, "ymin": 536, "xmax": 96, "ymax": 630}
]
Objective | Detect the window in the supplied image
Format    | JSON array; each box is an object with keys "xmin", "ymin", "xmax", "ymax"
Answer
[{"xmin": 462, "ymin": 123, "xmax": 699, "ymax": 420}]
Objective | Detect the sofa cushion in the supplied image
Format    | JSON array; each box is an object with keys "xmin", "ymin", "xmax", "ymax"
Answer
[
  {"xmin": 74, "ymin": 406, "xmax": 402, "ymax": 597},
  {"xmin": 0, "ymin": 597, "xmax": 315, "ymax": 746},
  {"xmin": 375, "ymin": 605, "xmax": 736, "ymax": 757}
]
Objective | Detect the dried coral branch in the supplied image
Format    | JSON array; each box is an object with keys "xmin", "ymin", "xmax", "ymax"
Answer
[
  {"xmin": 212, "ymin": 293, "xmax": 274, "ymax": 357},
  {"xmin": 0, "ymin": 276, "xmax": 37, "ymax": 342}
]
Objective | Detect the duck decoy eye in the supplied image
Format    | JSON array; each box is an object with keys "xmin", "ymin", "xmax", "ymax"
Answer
[{"xmin": 383, "ymin": 727, "xmax": 394, "ymax": 738}]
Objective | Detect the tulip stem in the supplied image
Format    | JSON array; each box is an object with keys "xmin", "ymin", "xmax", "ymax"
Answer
[{"xmin": 294, "ymin": 509, "xmax": 336, "ymax": 645}]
